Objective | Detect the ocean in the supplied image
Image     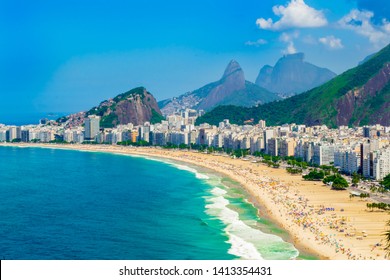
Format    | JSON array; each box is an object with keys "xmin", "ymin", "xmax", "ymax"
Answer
[
  {"xmin": 0, "ymin": 146, "xmax": 302, "ymax": 260},
  {"xmin": 0, "ymin": 112, "xmax": 69, "ymax": 126}
]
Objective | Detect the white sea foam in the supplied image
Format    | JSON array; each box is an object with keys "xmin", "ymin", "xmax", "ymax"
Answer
[
  {"xmin": 126, "ymin": 155, "xmax": 210, "ymax": 180},
  {"xmin": 168, "ymin": 163, "xmax": 210, "ymax": 180},
  {"xmin": 209, "ymin": 186, "xmax": 227, "ymax": 196},
  {"xmin": 195, "ymin": 173, "xmax": 210, "ymax": 180},
  {"xmin": 205, "ymin": 186, "xmax": 299, "ymax": 260},
  {"xmin": 227, "ymin": 233, "xmax": 263, "ymax": 260}
]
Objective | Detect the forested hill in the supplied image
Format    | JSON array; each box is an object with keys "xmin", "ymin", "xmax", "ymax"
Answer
[{"xmin": 197, "ymin": 44, "xmax": 390, "ymax": 128}]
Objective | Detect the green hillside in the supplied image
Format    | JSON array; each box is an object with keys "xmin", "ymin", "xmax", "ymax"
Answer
[{"xmin": 197, "ymin": 44, "xmax": 390, "ymax": 127}]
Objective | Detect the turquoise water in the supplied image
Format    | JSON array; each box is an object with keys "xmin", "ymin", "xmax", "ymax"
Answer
[{"xmin": 0, "ymin": 146, "xmax": 299, "ymax": 260}]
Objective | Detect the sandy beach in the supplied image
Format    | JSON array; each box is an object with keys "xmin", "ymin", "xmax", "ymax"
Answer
[{"xmin": 3, "ymin": 143, "xmax": 390, "ymax": 260}]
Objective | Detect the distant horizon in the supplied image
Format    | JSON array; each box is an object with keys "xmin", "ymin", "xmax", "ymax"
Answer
[{"xmin": 0, "ymin": 112, "xmax": 71, "ymax": 126}]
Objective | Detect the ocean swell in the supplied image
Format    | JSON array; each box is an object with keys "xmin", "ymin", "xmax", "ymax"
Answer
[{"xmin": 205, "ymin": 185, "xmax": 299, "ymax": 260}]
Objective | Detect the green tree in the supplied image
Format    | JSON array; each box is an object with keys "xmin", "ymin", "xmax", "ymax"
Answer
[
  {"xmin": 179, "ymin": 143, "xmax": 189, "ymax": 149},
  {"xmin": 286, "ymin": 167, "xmax": 302, "ymax": 174},
  {"xmin": 323, "ymin": 174, "xmax": 348, "ymax": 190},
  {"xmin": 332, "ymin": 176, "xmax": 349, "ymax": 190},
  {"xmin": 381, "ymin": 173, "xmax": 390, "ymax": 190},
  {"xmin": 303, "ymin": 170, "xmax": 325, "ymax": 181},
  {"xmin": 352, "ymin": 172, "xmax": 361, "ymax": 186},
  {"xmin": 232, "ymin": 149, "xmax": 250, "ymax": 158}
]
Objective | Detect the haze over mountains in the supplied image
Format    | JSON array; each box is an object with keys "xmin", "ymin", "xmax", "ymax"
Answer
[
  {"xmin": 255, "ymin": 53, "xmax": 336, "ymax": 97},
  {"xmin": 197, "ymin": 44, "xmax": 390, "ymax": 127},
  {"xmin": 159, "ymin": 53, "xmax": 336, "ymax": 115},
  {"xmin": 57, "ymin": 44, "xmax": 389, "ymax": 130},
  {"xmin": 159, "ymin": 60, "xmax": 279, "ymax": 115}
]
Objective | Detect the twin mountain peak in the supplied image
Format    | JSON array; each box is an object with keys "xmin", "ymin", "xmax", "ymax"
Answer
[
  {"xmin": 198, "ymin": 43, "xmax": 390, "ymax": 127},
  {"xmin": 62, "ymin": 47, "xmax": 388, "ymax": 129},
  {"xmin": 60, "ymin": 54, "xmax": 337, "ymax": 128},
  {"xmin": 159, "ymin": 54, "xmax": 336, "ymax": 115}
]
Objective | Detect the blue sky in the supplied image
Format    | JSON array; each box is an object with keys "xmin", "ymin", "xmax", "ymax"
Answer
[{"xmin": 0, "ymin": 0, "xmax": 389, "ymax": 118}]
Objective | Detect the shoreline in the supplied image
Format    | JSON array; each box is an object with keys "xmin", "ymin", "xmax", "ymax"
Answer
[
  {"xmin": 2, "ymin": 143, "xmax": 390, "ymax": 260},
  {"xmin": 128, "ymin": 152, "xmax": 313, "ymax": 259}
]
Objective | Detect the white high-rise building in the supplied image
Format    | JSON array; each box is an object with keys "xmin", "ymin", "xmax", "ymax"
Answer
[
  {"xmin": 250, "ymin": 136, "xmax": 264, "ymax": 154},
  {"xmin": 313, "ymin": 144, "xmax": 335, "ymax": 166},
  {"xmin": 7, "ymin": 126, "xmax": 21, "ymax": 142},
  {"xmin": 264, "ymin": 129, "xmax": 274, "ymax": 153},
  {"xmin": 258, "ymin": 120, "xmax": 266, "ymax": 128},
  {"xmin": 84, "ymin": 115, "xmax": 101, "ymax": 140},
  {"xmin": 267, "ymin": 138, "xmax": 279, "ymax": 156},
  {"xmin": 335, "ymin": 149, "xmax": 360, "ymax": 175},
  {"xmin": 0, "ymin": 129, "xmax": 6, "ymax": 142},
  {"xmin": 372, "ymin": 148, "xmax": 390, "ymax": 180}
]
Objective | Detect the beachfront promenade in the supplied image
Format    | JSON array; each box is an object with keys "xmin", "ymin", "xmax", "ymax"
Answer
[{"xmin": 3, "ymin": 143, "xmax": 390, "ymax": 260}]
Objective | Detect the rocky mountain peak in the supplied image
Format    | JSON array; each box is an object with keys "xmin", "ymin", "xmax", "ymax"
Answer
[
  {"xmin": 60, "ymin": 87, "xmax": 164, "ymax": 128},
  {"xmin": 256, "ymin": 52, "xmax": 336, "ymax": 95},
  {"xmin": 281, "ymin": 52, "xmax": 305, "ymax": 62},
  {"xmin": 222, "ymin": 60, "xmax": 244, "ymax": 79},
  {"xmin": 198, "ymin": 43, "xmax": 390, "ymax": 127},
  {"xmin": 159, "ymin": 59, "xmax": 279, "ymax": 114}
]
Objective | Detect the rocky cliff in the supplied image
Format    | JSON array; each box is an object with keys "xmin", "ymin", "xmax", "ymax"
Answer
[
  {"xmin": 60, "ymin": 87, "xmax": 164, "ymax": 128},
  {"xmin": 336, "ymin": 63, "xmax": 390, "ymax": 126}
]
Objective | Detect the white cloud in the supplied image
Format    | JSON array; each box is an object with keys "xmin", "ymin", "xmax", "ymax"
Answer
[
  {"xmin": 285, "ymin": 41, "xmax": 297, "ymax": 54},
  {"xmin": 257, "ymin": 18, "xmax": 273, "ymax": 29},
  {"xmin": 319, "ymin": 36, "xmax": 344, "ymax": 49},
  {"xmin": 338, "ymin": 9, "xmax": 390, "ymax": 45},
  {"xmin": 382, "ymin": 19, "xmax": 390, "ymax": 33},
  {"xmin": 256, "ymin": 0, "xmax": 328, "ymax": 31},
  {"xmin": 245, "ymin": 39, "xmax": 268, "ymax": 46},
  {"xmin": 280, "ymin": 32, "xmax": 299, "ymax": 54}
]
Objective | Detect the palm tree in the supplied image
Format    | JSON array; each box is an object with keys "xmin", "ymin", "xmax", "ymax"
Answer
[{"xmin": 384, "ymin": 220, "xmax": 390, "ymax": 258}]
